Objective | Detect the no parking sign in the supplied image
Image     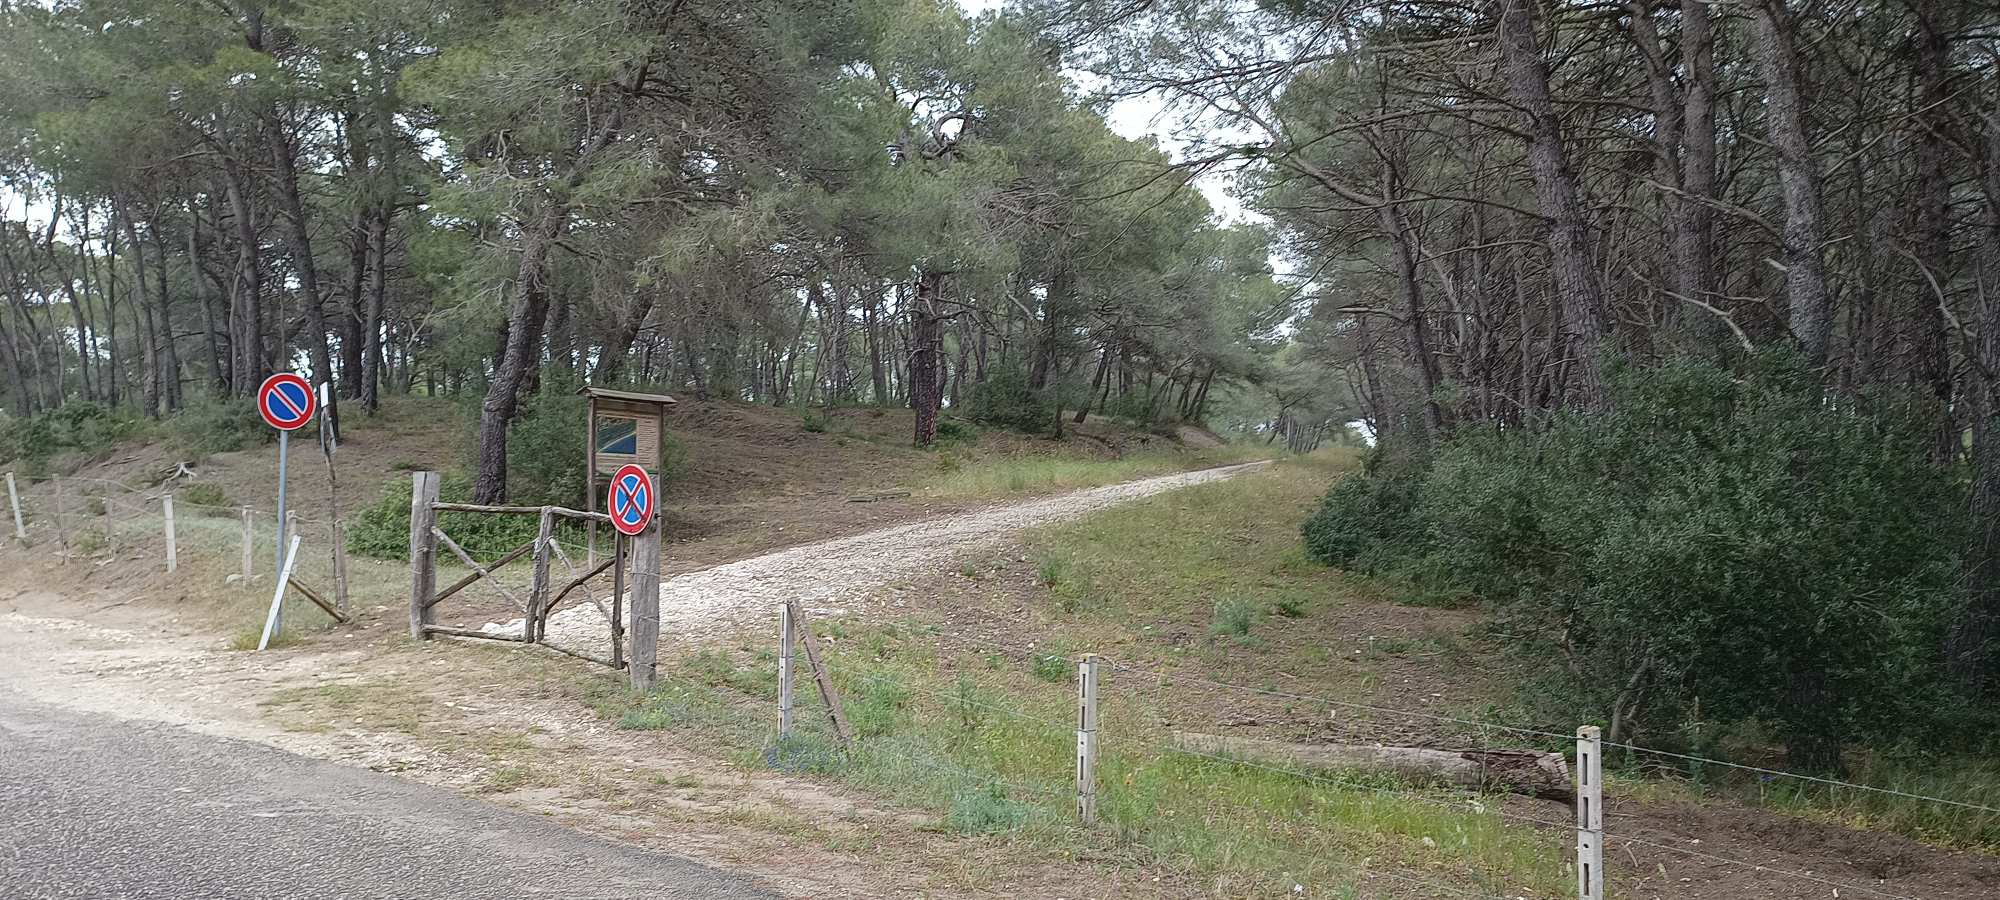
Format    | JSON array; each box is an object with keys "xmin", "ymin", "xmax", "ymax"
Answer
[
  {"xmin": 257, "ymin": 373, "xmax": 316, "ymax": 432},
  {"xmin": 608, "ymin": 464, "xmax": 654, "ymax": 537}
]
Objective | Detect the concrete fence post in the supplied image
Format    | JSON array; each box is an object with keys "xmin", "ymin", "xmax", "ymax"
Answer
[
  {"xmin": 163, "ymin": 495, "xmax": 177, "ymax": 573},
  {"xmin": 1576, "ymin": 725, "xmax": 1605, "ymax": 900},
  {"xmin": 1076, "ymin": 653, "xmax": 1102, "ymax": 824},
  {"xmin": 777, "ymin": 602, "xmax": 796, "ymax": 739},
  {"xmin": 240, "ymin": 507, "xmax": 254, "ymax": 580}
]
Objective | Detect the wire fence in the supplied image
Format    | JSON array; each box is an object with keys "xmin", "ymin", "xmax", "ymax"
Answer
[{"xmin": 13, "ymin": 466, "xmax": 1979, "ymax": 899}]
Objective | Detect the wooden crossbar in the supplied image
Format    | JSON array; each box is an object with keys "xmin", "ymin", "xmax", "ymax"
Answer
[
  {"xmin": 288, "ymin": 576, "xmax": 348, "ymax": 624},
  {"xmin": 432, "ymin": 527, "xmax": 527, "ymax": 612},
  {"xmin": 423, "ymin": 539, "xmax": 536, "ymax": 610}
]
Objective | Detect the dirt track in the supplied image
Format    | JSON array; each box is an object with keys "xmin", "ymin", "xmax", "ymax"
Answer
[{"xmin": 500, "ymin": 461, "xmax": 1272, "ymax": 653}]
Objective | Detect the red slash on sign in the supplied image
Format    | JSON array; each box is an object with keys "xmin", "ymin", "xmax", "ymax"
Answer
[{"xmin": 608, "ymin": 463, "xmax": 653, "ymax": 537}]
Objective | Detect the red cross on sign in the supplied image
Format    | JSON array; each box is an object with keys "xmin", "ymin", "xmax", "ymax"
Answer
[{"xmin": 608, "ymin": 464, "xmax": 654, "ymax": 537}]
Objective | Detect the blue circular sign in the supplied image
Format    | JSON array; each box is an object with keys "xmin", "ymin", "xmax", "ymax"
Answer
[{"xmin": 257, "ymin": 373, "xmax": 316, "ymax": 431}]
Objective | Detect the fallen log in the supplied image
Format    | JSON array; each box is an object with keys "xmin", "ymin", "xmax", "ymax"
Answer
[{"xmin": 1172, "ymin": 731, "xmax": 1573, "ymax": 802}]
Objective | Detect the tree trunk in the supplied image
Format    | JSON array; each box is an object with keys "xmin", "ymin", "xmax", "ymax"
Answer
[
  {"xmin": 1752, "ymin": 0, "xmax": 1834, "ymax": 367},
  {"xmin": 1946, "ymin": 105, "xmax": 2000, "ymax": 693},
  {"xmin": 360, "ymin": 207, "xmax": 391, "ymax": 412},
  {"xmin": 472, "ymin": 204, "xmax": 564, "ymax": 503},
  {"xmin": 222, "ymin": 162, "xmax": 264, "ymax": 396},
  {"xmin": 1495, "ymin": 0, "xmax": 1612, "ymax": 404},
  {"xmin": 271, "ymin": 127, "xmax": 337, "ymax": 423},
  {"xmin": 910, "ymin": 271, "xmax": 946, "ymax": 446}
]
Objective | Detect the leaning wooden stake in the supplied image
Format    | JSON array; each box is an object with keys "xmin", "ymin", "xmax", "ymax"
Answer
[
  {"xmin": 777, "ymin": 602, "xmax": 796, "ymax": 739},
  {"xmin": 408, "ymin": 472, "xmax": 440, "ymax": 640},
  {"xmin": 787, "ymin": 599, "xmax": 851, "ymax": 746},
  {"xmin": 1076, "ymin": 653, "xmax": 1101, "ymax": 824},
  {"xmin": 5, "ymin": 472, "xmax": 24, "ymax": 541},
  {"xmin": 1576, "ymin": 725, "xmax": 1605, "ymax": 900},
  {"xmin": 163, "ymin": 494, "xmax": 177, "ymax": 573},
  {"xmin": 257, "ymin": 535, "xmax": 304, "ymax": 651},
  {"xmin": 626, "ymin": 490, "xmax": 663, "ymax": 691}
]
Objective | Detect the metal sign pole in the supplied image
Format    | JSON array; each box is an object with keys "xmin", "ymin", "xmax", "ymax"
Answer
[{"xmin": 274, "ymin": 429, "xmax": 288, "ymax": 631}]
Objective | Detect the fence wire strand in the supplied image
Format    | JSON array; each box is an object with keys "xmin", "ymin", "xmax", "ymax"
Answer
[{"xmin": 1605, "ymin": 831, "xmax": 1927, "ymax": 900}]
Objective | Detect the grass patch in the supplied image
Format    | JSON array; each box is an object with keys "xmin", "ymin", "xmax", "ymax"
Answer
[{"xmin": 576, "ymin": 610, "xmax": 1567, "ymax": 896}]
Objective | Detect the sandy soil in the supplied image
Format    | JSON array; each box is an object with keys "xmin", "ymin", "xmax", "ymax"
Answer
[{"xmin": 497, "ymin": 461, "xmax": 1273, "ymax": 654}]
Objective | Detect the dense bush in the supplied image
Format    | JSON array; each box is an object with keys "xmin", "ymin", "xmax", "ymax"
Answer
[
  {"xmin": 963, "ymin": 365, "xmax": 1055, "ymax": 434},
  {"xmin": 346, "ymin": 472, "xmax": 545, "ymax": 561},
  {"xmin": 167, "ymin": 398, "xmax": 269, "ymax": 457},
  {"xmin": 0, "ymin": 402, "xmax": 146, "ymax": 468},
  {"xmin": 1306, "ymin": 357, "xmax": 1971, "ymax": 772}
]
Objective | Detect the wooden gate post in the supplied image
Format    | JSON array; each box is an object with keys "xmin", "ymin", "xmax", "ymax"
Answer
[
  {"xmin": 5, "ymin": 472, "xmax": 24, "ymax": 541},
  {"xmin": 408, "ymin": 472, "xmax": 440, "ymax": 640},
  {"xmin": 1576, "ymin": 725, "xmax": 1605, "ymax": 900},
  {"xmin": 163, "ymin": 495, "xmax": 177, "ymax": 573},
  {"xmin": 331, "ymin": 519, "xmax": 350, "ymax": 613},
  {"xmin": 527, "ymin": 508, "xmax": 555, "ymax": 643},
  {"xmin": 626, "ymin": 500, "xmax": 663, "ymax": 691}
]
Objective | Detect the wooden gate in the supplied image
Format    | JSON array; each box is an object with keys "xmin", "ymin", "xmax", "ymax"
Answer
[{"xmin": 404, "ymin": 471, "xmax": 629, "ymax": 669}]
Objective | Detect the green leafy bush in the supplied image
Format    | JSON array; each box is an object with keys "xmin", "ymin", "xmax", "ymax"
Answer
[
  {"xmin": 346, "ymin": 473, "xmax": 546, "ymax": 561},
  {"xmin": 500, "ymin": 384, "xmax": 589, "ymax": 508},
  {"xmin": 1307, "ymin": 356, "xmax": 1971, "ymax": 771},
  {"xmin": 1299, "ymin": 452, "xmax": 1425, "ymax": 574},
  {"xmin": 963, "ymin": 366, "xmax": 1055, "ymax": 435},
  {"xmin": 178, "ymin": 483, "xmax": 231, "ymax": 512},
  {"xmin": 0, "ymin": 402, "xmax": 145, "ymax": 467},
  {"xmin": 167, "ymin": 398, "xmax": 268, "ymax": 457},
  {"xmin": 1211, "ymin": 598, "xmax": 1259, "ymax": 639}
]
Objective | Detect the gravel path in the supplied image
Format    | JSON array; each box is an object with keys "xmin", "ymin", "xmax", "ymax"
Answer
[{"xmin": 492, "ymin": 461, "xmax": 1270, "ymax": 653}]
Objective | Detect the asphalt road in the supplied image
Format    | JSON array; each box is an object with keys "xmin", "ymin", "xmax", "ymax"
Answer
[{"xmin": 0, "ymin": 695, "xmax": 775, "ymax": 899}]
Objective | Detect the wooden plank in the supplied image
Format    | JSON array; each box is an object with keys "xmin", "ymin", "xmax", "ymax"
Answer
[
  {"xmin": 240, "ymin": 507, "xmax": 254, "ymax": 580},
  {"xmin": 538, "ymin": 640, "xmax": 620, "ymax": 668},
  {"xmin": 433, "ymin": 526, "xmax": 526, "ymax": 612},
  {"xmin": 432, "ymin": 503, "xmax": 610, "ymax": 522},
  {"xmin": 788, "ymin": 600, "xmax": 852, "ymax": 746},
  {"xmin": 425, "ymin": 540, "xmax": 536, "ymax": 610},
  {"xmin": 627, "ymin": 513, "xmax": 663, "ymax": 691},
  {"xmin": 408, "ymin": 472, "xmax": 440, "ymax": 640},
  {"xmin": 422, "ymin": 624, "xmax": 529, "ymax": 642},
  {"xmin": 610, "ymin": 535, "xmax": 625, "ymax": 670},
  {"xmin": 288, "ymin": 576, "xmax": 349, "ymax": 624},
  {"xmin": 542, "ymin": 551, "xmax": 616, "ymax": 625}
]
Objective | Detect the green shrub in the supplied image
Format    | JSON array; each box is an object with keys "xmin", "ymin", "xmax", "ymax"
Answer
[
  {"xmin": 1272, "ymin": 596, "xmax": 1308, "ymax": 618},
  {"xmin": 0, "ymin": 402, "xmax": 145, "ymax": 467},
  {"xmin": 1320, "ymin": 355, "xmax": 1971, "ymax": 771},
  {"xmin": 178, "ymin": 482, "xmax": 232, "ymax": 514},
  {"xmin": 345, "ymin": 473, "xmax": 548, "ymax": 561},
  {"xmin": 1299, "ymin": 456, "xmax": 1424, "ymax": 574},
  {"xmin": 500, "ymin": 384, "xmax": 589, "ymax": 508},
  {"xmin": 944, "ymin": 782, "xmax": 1031, "ymax": 833},
  {"xmin": 1211, "ymin": 598, "xmax": 1258, "ymax": 639},
  {"xmin": 167, "ymin": 398, "xmax": 267, "ymax": 457},
  {"xmin": 963, "ymin": 365, "xmax": 1055, "ymax": 435},
  {"xmin": 848, "ymin": 671, "xmax": 911, "ymax": 737},
  {"xmin": 1028, "ymin": 651, "xmax": 1071, "ymax": 683}
]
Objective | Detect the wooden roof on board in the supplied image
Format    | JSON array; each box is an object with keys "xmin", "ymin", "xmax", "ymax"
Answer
[{"xmin": 578, "ymin": 386, "xmax": 678, "ymax": 406}]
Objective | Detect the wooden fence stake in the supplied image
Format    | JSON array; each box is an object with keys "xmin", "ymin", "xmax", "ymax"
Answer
[
  {"xmin": 331, "ymin": 519, "xmax": 350, "ymax": 613},
  {"xmin": 627, "ymin": 506, "xmax": 663, "ymax": 691},
  {"xmin": 777, "ymin": 602, "xmax": 796, "ymax": 739},
  {"xmin": 5, "ymin": 472, "xmax": 23, "ymax": 541},
  {"xmin": 54, "ymin": 475, "xmax": 65, "ymax": 560},
  {"xmin": 239, "ymin": 507, "xmax": 254, "ymax": 580},
  {"xmin": 408, "ymin": 472, "xmax": 440, "ymax": 640},
  {"xmin": 787, "ymin": 599, "xmax": 851, "ymax": 746},
  {"xmin": 528, "ymin": 508, "xmax": 555, "ymax": 643},
  {"xmin": 257, "ymin": 534, "xmax": 304, "ymax": 651},
  {"xmin": 1076, "ymin": 653, "xmax": 1101, "ymax": 824},
  {"xmin": 1576, "ymin": 725, "xmax": 1605, "ymax": 900},
  {"xmin": 163, "ymin": 494, "xmax": 177, "ymax": 573}
]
